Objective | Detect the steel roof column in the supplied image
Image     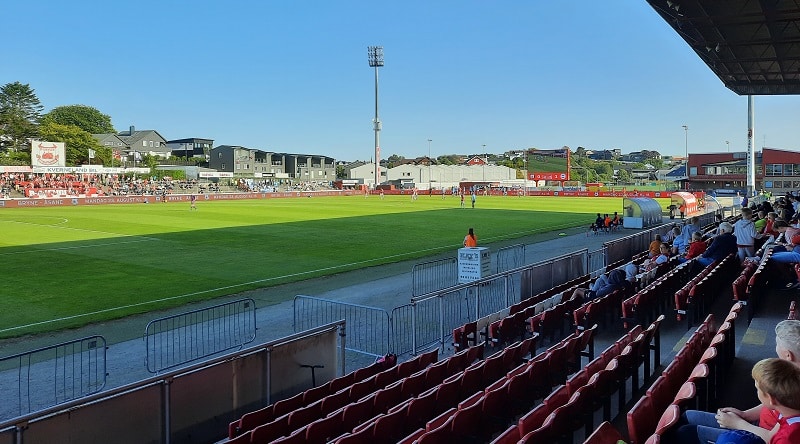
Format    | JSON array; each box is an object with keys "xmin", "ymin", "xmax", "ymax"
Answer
[{"xmin": 747, "ymin": 95, "xmax": 756, "ymax": 197}]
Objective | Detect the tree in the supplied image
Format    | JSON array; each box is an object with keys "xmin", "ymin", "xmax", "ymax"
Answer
[
  {"xmin": 386, "ymin": 154, "xmax": 405, "ymax": 168},
  {"xmin": 336, "ymin": 165, "xmax": 346, "ymax": 179},
  {"xmin": 142, "ymin": 153, "xmax": 158, "ymax": 172},
  {"xmin": 41, "ymin": 105, "xmax": 115, "ymax": 134},
  {"xmin": 575, "ymin": 146, "xmax": 586, "ymax": 158},
  {"xmin": 38, "ymin": 122, "xmax": 108, "ymax": 166},
  {"xmin": 616, "ymin": 168, "xmax": 631, "ymax": 184},
  {"xmin": 437, "ymin": 155, "xmax": 459, "ymax": 165},
  {"xmin": 0, "ymin": 82, "xmax": 43, "ymax": 152}
]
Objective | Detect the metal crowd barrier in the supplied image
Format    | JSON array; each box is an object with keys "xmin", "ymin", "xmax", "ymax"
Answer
[
  {"xmin": 1, "ymin": 321, "xmax": 345, "ymax": 444},
  {"xmin": 588, "ymin": 247, "xmax": 607, "ymax": 277},
  {"xmin": 144, "ymin": 298, "xmax": 257, "ymax": 373},
  {"xmin": 292, "ymin": 249, "xmax": 591, "ymax": 358},
  {"xmin": 411, "ymin": 257, "xmax": 459, "ymax": 297},
  {"xmin": 293, "ymin": 296, "xmax": 391, "ymax": 357},
  {"xmin": 496, "ymin": 243, "xmax": 526, "ymax": 272},
  {"xmin": 0, "ymin": 335, "xmax": 107, "ymax": 418}
]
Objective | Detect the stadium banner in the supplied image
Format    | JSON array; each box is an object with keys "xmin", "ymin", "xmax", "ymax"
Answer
[
  {"xmin": 526, "ymin": 148, "xmax": 570, "ymax": 181},
  {"xmin": 0, "ymin": 191, "xmax": 345, "ymax": 208},
  {"xmin": 0, "ymin": 166, "xmax": 33, "ymax": 173},
  {"xmin": 31, "ymin": 141, "xmax": 66, "ymax": 167},
  {"xmin": 199, "ymin": 172, "xmax": 234, "ymax": 178},
  {"xmin": 32, "ymin": 166, "xmax": 149, "ymax": 174},
  {"xmin": 0, "ymin": 189, "xmax": 679, "ymax": 209}
]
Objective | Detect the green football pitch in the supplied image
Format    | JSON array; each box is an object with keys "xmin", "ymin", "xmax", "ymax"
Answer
[{"xmin": 0, "ymin": 195, "xmax": 664, "ymax": 338}]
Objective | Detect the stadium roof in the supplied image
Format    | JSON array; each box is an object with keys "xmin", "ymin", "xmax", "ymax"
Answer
[{"xmin": 646, "ymin": 0, "xmax": 800, "ymax": 95}]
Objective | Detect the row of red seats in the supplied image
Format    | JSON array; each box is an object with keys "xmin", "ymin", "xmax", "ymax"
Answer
[
  {"xmin": 622, "ymin": 260, "xmax": 690, "ymax": 329},
  {"xmin": 393, "ymin": 326, "xmax": 596, "ymax": 444},
  {"xmin": 490, "ymin": 317, "xmax": 662, "ymax": 444},
  {"xmin": 227, "ymin": 355, "xmax": 395, "ymax": 439},
  {"xmin": 674, "ymin": 253, "xmax": 736, "ymax": 323},
  {"xmin": 682, "ymin": 254, "xmax": 741, "ymax": 328},
  {"xmin": 574, "ymin": 286, "xmax": 626, "ymax": 332},
  {"xmin": 732, "ymin": 261, "xmax": 759, "ymax": 305},
  {"xmin": 227, "ymin": 349, "xmax": 438, "ymax": 442},
  {"xmin": 626, "ymin": 302, "xmax": 742, "ymax": 444},
  {"xmin": 453, "ymin": 275, "xmax": 591, "ymax": 352},
  {"xmin": 742, "ymin": 247, "xmax": 774, "ymax": 322},
  {"xmin": 509, "ymin": 274, "xmax": 591, "ymax": 316},
  {"xmin": 340, "ymin": 334, "xmax": 562, "ymax": 443}
]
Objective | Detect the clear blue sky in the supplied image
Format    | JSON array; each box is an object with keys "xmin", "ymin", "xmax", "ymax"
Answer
[{"xmin": 3, "ymin": 1, "xmax": 798, "ymax": 161}]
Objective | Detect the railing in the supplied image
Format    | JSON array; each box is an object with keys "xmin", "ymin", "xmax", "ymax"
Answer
[
  {"xmin": 294, "ymin": 296, "xmax": 391, "ymax": 357},
  {"xmin": 409, "ymin": 249, "xmax": 589, "ymax": 353},
  {"xmin": 144, "ymin": 298, "xmax": 257, "ymax": 373},
  {"xmin": 0, "ymin": 336, "xmax": 107, "ymax": 418},
  {"xmin": 496, "ymin": 243, "xmax": 526, "ymax": 272},
  {"xmin": 411, "ymin": 257, "xmax": 459, "ymax": 297},
  {"xmin": 588, "ymin": 247, "xmax": 607, "ymax": 277},
  {"xmin": 293, "ymin": 249, "xmax": 590, "ymax": 357},
  {"xmin": 604, "ymin": 225, "xmax": 664, "ymax": 266},
  {"xmin": 0, "ymin": 322, "xmax": 345, "ymax": 444}
]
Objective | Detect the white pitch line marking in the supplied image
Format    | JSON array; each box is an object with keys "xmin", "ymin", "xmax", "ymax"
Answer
[
  {"xmin": 0, "ymin": 219, "xmax": 160, "ymax": 241},
  {"xmin": 0, "ymin": 238, "xmax": 156, "ymax": 256}
]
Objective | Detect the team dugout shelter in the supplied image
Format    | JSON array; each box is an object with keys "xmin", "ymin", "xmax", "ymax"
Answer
[
  {"xmin": 622, "ymin": 197, "xmax": 663, "ymax": 229},
  {"xmin": 670, "ymin": 192, "xmax": 698, "ymax": 216}
]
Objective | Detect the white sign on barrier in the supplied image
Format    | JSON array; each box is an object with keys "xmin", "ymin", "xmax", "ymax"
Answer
[{"xmin": 458, "ymin": 247, "xmax": 491, "ymax": 283}]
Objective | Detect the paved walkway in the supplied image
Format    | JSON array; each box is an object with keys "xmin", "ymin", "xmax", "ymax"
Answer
[{"xmin": 0, "ymin": 223, "xmax": 639, "ymax": 422}]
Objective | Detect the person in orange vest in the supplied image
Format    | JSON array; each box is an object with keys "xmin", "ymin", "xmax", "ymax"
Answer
[
  {"xmin": 679, "ymin": 203, "xmax": 686, "ymax": 219},
  {"xmin": 463, "ymin": 228, "xmax": 477, "ymax": 247}
]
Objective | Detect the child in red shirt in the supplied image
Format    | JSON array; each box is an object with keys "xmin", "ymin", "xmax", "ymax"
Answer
[{"xmin": 685, "ymin": 232, "xmax": 707, "ymax": 260}]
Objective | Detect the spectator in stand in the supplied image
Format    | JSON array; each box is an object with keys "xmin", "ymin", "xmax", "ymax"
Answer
[
  {"xmin": 696, "ymin": 222, "xmax": 737, "ymax": 268},
  {"xmin": 662, "ymin": 224, "xmax": 677, "ymax": 244},
  {"xmin": 649, "ymin": 234, "xmax": 663, "ymax": 258},
  {"xmin": 734, "ymin": 207, "xmax": 765, "ymax": 262},
  {"xmin": 764, "ymin": 212, "xmax": 779, "ymax": 238},
  {"xmin": 673, "ymin": 320, "xmax": 800, "ymax": 444},
  {"xmin": 569, "ymin": 268, "xmax": 631, "ymax": 303},
  {"xmin": 713, "ymin": 213, "xmax": 724, "ymax": 231},
  {"xmin": 648, "ymin": 244, "xmax": 671, "ymax": 270},
  {"xmin": 755, "ymin": 210, "xmax": 768, "ymax": 234},
  {"xmin": 773, "ymin": 220, "xmax": 800, "ymax": 250},
  {"xmin": 590, "ymin": 271, "xmax": 609, "ymax": 292},
  {"xmin": 681, "ymin": 231, "xmax": 707, "ymax": 262},
  {"xmin": 669, "ymin": 227, "xmax": 686, "ymax": 255},
  {"xmin": 678, "ymin": 217, "xmax": 702, "ymax": 254},
  {"xmin": 624, "ymin": 262, "xmax": 639, "ymax": 284},
  {"xmin": 767, "ymin": 233, "xmax": 800, "ymax": 289}
]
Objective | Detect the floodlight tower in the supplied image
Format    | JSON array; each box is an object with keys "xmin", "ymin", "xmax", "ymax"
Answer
[
  {"xmin": 682, "ymin": 125, "xmax": 689, "ymax": 162},
  {"xmin": 368, "ymin": 46, "xmax": 384, "ymax": 188}
]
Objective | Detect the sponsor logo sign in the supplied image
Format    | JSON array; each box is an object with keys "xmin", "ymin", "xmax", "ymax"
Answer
[{"xmin": 31, "ymin": 141, "xmax": 66, "ymax": 167}]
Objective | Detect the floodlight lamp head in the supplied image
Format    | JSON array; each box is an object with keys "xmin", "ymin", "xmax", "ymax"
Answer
[{"xmin": 368, "ymin": 46, "xmax": 384, "ymax": 67}]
